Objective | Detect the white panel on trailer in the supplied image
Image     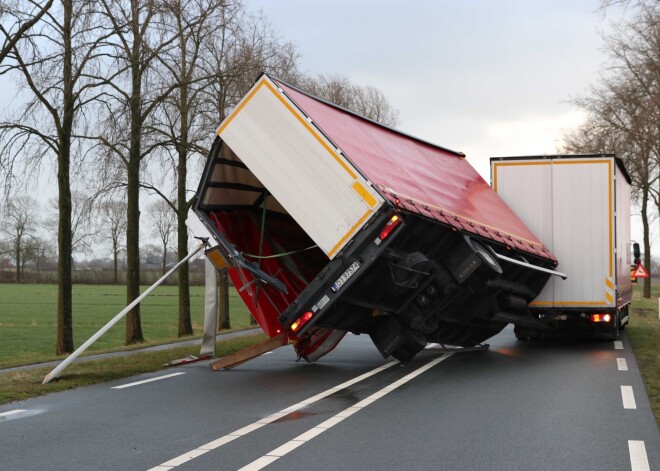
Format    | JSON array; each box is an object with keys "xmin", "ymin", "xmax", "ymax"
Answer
[
  {"xmin": 551, "ymin": 160, "xmax": 612, "ymax": 307},
  {"xmin": 492, "ymin": 161, "xmax": 554, "ymax": 303},
  {"xmin": 217, "ymin": 76, "xmax": 384, "ymax": 258},
  {"xmin": 492, "ymin": 157, "xmax": 617, "ymax": 309}
]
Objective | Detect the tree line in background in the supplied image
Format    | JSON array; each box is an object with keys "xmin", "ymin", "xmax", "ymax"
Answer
[
  {"xmin": 561, "ymin": 0, "xmax": 659, "ymax": 299},
  {"xmin": 0, "ymin": 0, "xmax": 399, "ymax": 354}
]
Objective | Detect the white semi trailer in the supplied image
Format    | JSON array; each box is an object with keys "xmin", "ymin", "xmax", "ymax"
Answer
[{"xmin": 491, "ymin": 154, "xmax": 632, "ymax": 340}]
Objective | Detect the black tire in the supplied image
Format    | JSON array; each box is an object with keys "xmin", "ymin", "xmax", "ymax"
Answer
[
  {"xmin": 619, "ymin": 307, "xmax": 627, "ymax": 331},
  {"xmin": 606, "ymin": 311, "xmax": 620, "ymax": 341},
  {"xmin": 391, "ymin": 331, "xmax": 426, "ymax": 362}
]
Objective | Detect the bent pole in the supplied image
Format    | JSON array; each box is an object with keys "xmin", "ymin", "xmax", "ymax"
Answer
[{"xmin": 43, "ymin": 241, "xmax": 206, "ymax": 384}]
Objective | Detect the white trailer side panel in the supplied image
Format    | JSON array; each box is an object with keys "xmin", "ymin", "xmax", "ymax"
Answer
[
  {"xmin": 217, "ymin": 76, "xmax": 384, "ymax": 259},
  {"xmin": 492, "ymin": 158, "xmax": 615, "ymax": 308},
  {"xmin": 615, "ymin": 164, "xmax": 632, "ymax": 308}
]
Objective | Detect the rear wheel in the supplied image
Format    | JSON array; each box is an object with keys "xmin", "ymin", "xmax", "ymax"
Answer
[
  {"xmin": 391, "ymin": 331, "xmax": 426, "ymax": 362},
  {"xmin": 605, "ymin": 311, "xmax": 620, "ymax": 341}
]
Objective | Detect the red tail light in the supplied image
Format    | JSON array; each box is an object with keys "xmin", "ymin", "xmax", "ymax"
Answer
[
  {"xmin": 291, "ymin": 311, "xmax": 314, "ymax": 332},
  {"xmin": 590, "ymin": 314, "xmax": 611, "ymax": 323},
  {"xmin": 380, "ymin": 214, "xmax": 402, "ymax": 240}
]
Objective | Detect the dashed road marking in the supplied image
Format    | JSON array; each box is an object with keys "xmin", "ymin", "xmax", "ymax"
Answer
[
  {"xmin": 614, "ymin": 340, "xmax": 623, "ymax": 350},
  {"xmin": 621, "ymin": 385, "xmax": 637, "ymax": 409},
  {"xmin": 628, "ymin": 440, "xmax": 650, "ymax": 471},
  {"xmin": 237, "ymin": 353, "xmax": 454, "ymax": 471},
  {"xmin": 0, "ymin": 410, "xmax": 26, "ymax": 418},
  {"xmin": 617, "ymin": 358, "xmax": 628, "ymax": 371},
  {"xmin": 112, "ymin": 372, "xmax": 185, "ymax": 390},
  {"xmin": 146, "ymin": 360, "xmax": 399, "ymax": 470}
]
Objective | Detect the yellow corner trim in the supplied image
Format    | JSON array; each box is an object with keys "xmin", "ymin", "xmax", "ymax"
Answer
[
  {"xmin": 605, "ymin": 278, "xmax": 613, "ymax": 289},
  {"xmin": 352, "ymin": 181, "xmax": 377, "ymax": 208}
]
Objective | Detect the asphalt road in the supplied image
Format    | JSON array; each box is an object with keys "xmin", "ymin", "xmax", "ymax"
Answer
[{"xmin": 1, "ymin": 326, "xmax": 658, "ymax": 471}]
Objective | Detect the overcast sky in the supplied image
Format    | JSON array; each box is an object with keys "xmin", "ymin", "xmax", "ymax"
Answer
[{"xmin": 249, "ymin": 0, "xmax": 620, "ymax": 179}]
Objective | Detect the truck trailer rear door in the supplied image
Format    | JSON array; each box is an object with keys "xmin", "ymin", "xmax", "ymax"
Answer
[{"xmin": 216, "ymin": 75, "xmax": 385, "ymax": 259}]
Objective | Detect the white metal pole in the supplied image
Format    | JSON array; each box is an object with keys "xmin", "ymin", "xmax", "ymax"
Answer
[{"xmin": 43, "ymin": 242, "xmax": 206, "ymax": 384}]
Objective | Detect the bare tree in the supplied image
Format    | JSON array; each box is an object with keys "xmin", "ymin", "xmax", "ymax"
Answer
[
  {"xmin": 46, "ymin": 191, "xmax": 97, "ymax": 258},
  {"xmin": 99, "ymin": 198, "xmax": 126, "ymax": 284},
  {"xmin": 95, "ymin": 0, "xmax": 182, "ymax": 344},
  {"xmin": 0, "ymin": 0, "xmax": 109, "ymax": 354},
  {"xmin": 23, "ymin": 236, "xmax": 56, "ymax": 277},
  {"xmin": 302, "ymin": 73, "xmax": 400, "ymax": 127},
  {"xmin": 197, "ymin": 5, "xmax": 301, "ymax": 129},
  {"xmin": 143, "ymin": 0, "xmax": 227, "ymax": 337},
  {"xmin": 0, "ymin": 0, "xmax": 54, "ymax": 64},
  {"xmin": 148, "ymin": 199, "xmax": 176, "ymax": 275},
  {"xmin": 0, "ymin": 195, "xmax": 38, "ymax": 282},
  {"xmin": 564, "ymin": 0, "xmax": 659, "ymax": 298}
]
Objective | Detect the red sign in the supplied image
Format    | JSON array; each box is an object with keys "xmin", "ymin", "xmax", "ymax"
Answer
[{"xmin": 632, "ymin": 264, "xmax": 650, "ymax": 279}]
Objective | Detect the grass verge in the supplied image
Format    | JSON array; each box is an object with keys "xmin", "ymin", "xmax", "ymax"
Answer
[
  {"xmin": 0, "ymin": 333, "xmax": 267, "ymax": 405},
  {"xmin": 627, "ymin": 284, "xmax": 660, "ymax": 427},
  {"xmin": 0, "ymin": 283, "xmax": 253, "ymax": 368}
]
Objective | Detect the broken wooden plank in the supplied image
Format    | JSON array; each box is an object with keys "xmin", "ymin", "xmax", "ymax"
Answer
[{"xmin": 210, "ymin": 333, "xmax": 288, "ymax": 370}]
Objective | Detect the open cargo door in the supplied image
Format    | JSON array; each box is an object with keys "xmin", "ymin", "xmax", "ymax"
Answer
[{"xmin": 213, "ymin": 75, "xmax": 384, "ymax": 259}]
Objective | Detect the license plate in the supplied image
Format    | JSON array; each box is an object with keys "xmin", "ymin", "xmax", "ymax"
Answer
[{"xmin": 332, "ymin": 261, "xmax": 361, "ymax": 292}]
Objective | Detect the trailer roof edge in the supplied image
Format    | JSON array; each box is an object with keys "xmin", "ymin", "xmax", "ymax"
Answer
[
  {"xmin": 489, "ymin": 154, "xmax": 632, "ymax": 185},
  {"xmin": 261, "ymin": 72, "xmax": 466, "ymax": 159}
]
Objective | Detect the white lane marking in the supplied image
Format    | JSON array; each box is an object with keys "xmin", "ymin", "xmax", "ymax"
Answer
[
  {"xmin": 628, "ymin": 440, "xmax": 650, "ymax": 471},
  {"xmin": 112, "ymin": 372, "xmax": 185, "ymax": 389},
  {"xmin": 147, "ymin": 360, "xmax": 398, "ymax": 470},
  {"xmin": 237, "ymin": 353, "xmax": 454, "ymax": 471},
  {"xmin": 621, "ymin": 385, "xmax": 637, "ymax": 409},
  {"xmin": 617, "ymin": 358, "xmax": 628, "ymax": 371},
  {"xmin": 0, "ymin": 409, "xmax": 26, "ymax": 418},
  {"xmin": 614, "ymin": 340, "xmax": 624, "ymax": 350}
]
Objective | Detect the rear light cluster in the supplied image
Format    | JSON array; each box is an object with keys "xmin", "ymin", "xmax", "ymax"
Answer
[
  {"xmin": 375, "ymin": 214, "xmax": 402, "ymax": 245},
  {"xmin": 290, "ymin": 214, "xmax": 403, "ymax": 334},
  {"xmin": 590, "ymin": 313, "xmax": 612, "ymax": 323},
  {"xmin": 290, "ymin": 311, "xmax": 314, "ymax": 332}
]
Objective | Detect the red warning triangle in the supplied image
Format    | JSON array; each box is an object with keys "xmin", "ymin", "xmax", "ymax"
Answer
[{"xmin": 633, "ymin": 264, "xmax": 649, "ymax": 278}]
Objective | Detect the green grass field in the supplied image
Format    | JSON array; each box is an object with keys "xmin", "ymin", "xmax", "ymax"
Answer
[
  {"xmin": 0, "ymin": 283, "xmax": 253, "ymax": 368},
  {"xmin": 627, "ymin": 283, "xmax": 660, "ymax": 426}
]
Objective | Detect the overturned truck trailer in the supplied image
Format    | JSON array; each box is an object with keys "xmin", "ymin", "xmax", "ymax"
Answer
[{"xmin": 191, "ymin": 73, "xmax": 564, "ymax": 363}]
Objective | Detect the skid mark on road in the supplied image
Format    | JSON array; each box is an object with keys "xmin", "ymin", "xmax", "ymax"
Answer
[{"xmin": 238, "ymin": 353, "xmax": 454, "ymax": 471}]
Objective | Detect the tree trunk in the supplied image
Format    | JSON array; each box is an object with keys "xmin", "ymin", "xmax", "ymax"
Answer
[
  {"xmin": 176, "ymin": 205, "xmax": 193, "ymax": 336},
  {"xmin": 113, "ymin": 241, "xmax": 118, "ymax": 285},
  {"xmin": 641, "ymin": 185, "xmax": 651, "ymax": 299},
  {"xmin": 218, "ymin": 267, "xmax": 230, "ymax": 330},
  {"xmin": 56, "ymin": 0, "xmax": 75, "ymax": 355},
  {"xmin": 176, "ymin": 56, "xmax": 193, "ymax": 337},
  {"xmin": 124, "ymin": 2, "xmax": 144, "ymax": 344},
  {"xmin": 14, "ymin": 235, "xmax": 20, "ymax": 283},
  {"xmin": 125, "ymin": 140, "xmax": 143, "ymax": 343}
]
